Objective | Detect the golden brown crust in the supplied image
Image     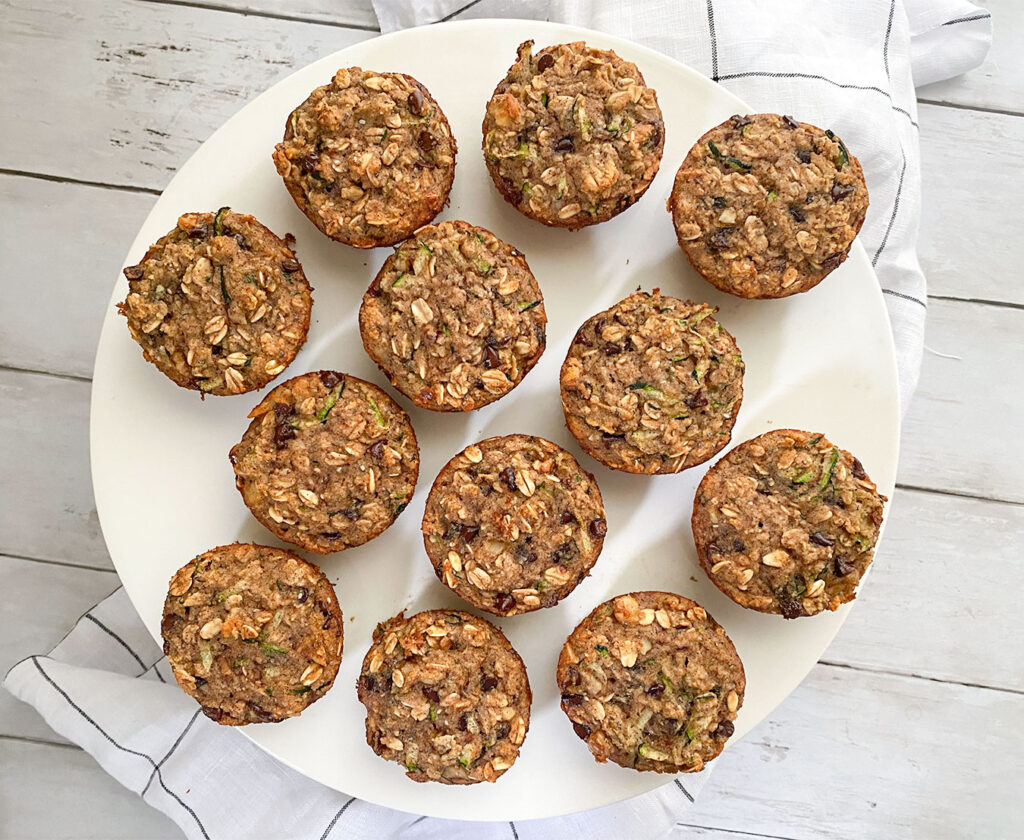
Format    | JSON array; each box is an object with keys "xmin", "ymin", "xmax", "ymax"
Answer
[
  {"xmin": 692, "ymin": 429, "xmax": 886, "ymax": 617},
  {"xmin": 161, "ymin": 542, "xmax": 343, "ymax": 726},
  {"xmin": 556, "ymin": 591, "xmax": 744, "ymax": 773},
  {"xmin": 230, "ymin": 371, "xmax": 419, "ymax": 553},
  {"xmin": 357, "ymin": 609, "xmax": 531, "ymax": 784}
]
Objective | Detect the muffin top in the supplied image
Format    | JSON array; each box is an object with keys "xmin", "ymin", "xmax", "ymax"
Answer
[
  {"xmin": 118, "ymin": 209, "xmax": 312, "ymax": 395},
  {"xmin": 230, "ymin": 371, "xmax": 419, "ymax": 553},
  {"xmin": 483, "ymin": 40, "xmax": 664, "ymax": 228},
  {"xmin": 273, "ymin": 67, "xmax": 457, "ymax": 247},
  {"xmin": 560, "ymin": 291, "xmax": 744, "ymax": 474},
  {"xmin": 692, "ymin": 429, "xmax": 886, "ymax": 617},
  {"xmin": 359, "ymin": 221, "xmax": 547, "ymax": 411},
  {"xmin": 669, "ymin": 113, "xmax": 868, "ymax": 298},
  {"xmin": 161, "ymin": 542, "xmax": 343, "ymax": 725}
]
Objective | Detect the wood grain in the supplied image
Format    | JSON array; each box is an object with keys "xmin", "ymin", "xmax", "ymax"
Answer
[{"xmin": 146, "ymin": 0, "xmax": 380, "ymax": 29}]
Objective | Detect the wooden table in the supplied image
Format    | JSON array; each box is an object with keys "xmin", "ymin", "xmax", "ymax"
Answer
[{"xmin": 1, "ymin": 1, "xmax": 1020, "ymax": 836}]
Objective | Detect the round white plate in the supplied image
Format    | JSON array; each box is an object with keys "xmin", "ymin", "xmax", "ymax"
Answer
[{"xmin": 91, "ymin": 18, "xmax": 899, "ymax": 821}]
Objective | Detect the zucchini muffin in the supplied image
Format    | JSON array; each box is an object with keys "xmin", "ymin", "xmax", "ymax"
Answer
[
  {"xmin": 557, "ymin": 592, "xmax": 744, "ymax": 773},
  {"xmin": 422, "ymin": 434, "xmax": 606, "ymax": 616},
  {"xmin": 357, "ymin": 609, "xmax": 531, "ymax": 784},
  {"xmin": 161, "ymin": 542, "xmax": 343, "ymax": 725},
  {"xmin": 560, "ymin": 291, "xmax": 744, "ymax": 474},
  {"xmin": 359, "ymin": 221, "xmax": 547, "ymax": 411},
  {"xmin": 482, "ymin": 40, "xmax": 664, "ymax": 229},
  {"xmin": 273, "ymin": 67, "xmax": 456, "ymax": 248},
  {"xmin": 692, "ymin": 429, "xmax": 886, "ymax": 618},
  {"xmin": 118, "ymin": 208, "xmax": 312, "ymax": 396},
  {"xmin": 669, "ymin": 113, "xmax": 868, "ymax": 298},
  {"xmin": 230, "ymin": 371, "xmax": 419, "ymax": 553}
]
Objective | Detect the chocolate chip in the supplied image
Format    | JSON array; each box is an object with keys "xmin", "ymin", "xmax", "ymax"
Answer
[
  {"xmin": 712, "ymin": 196, "xmax": 727, "ymax": 209},
  {"xmin": 422, "ymin": 687, "xmax": 440, "ymax": 703},
  {"xmin": 778, "ymin": 593, "xmax": 807, "ymax": 620},
  {"xmin": 408, "ymin": 88, "xmax": 426, "ymax": 116},
  {"xmin": 458, "ymin": 714, "xmax": 468, "ymax": 731},
  {"xmin": 247, "ymin": 702, "xmax": 276, "ymax": 722},
  {"xmin": 501, "ymin": 466, "xmax": 517, "ymax": 491},
  {"xmin": 685, "ymin": 391, "xmax": 709, "ymax": 409},
  {"xmin": 514, "ymin": 542, "xmax": 537, "ymax": 564},
  {"xmin": 782, "ymin": 115, "xmax": 799, "ymax": 129},
  {"xmin": 796, "ymin": 149, "xmax": 811, "ymax": 164},
  {"xmin": 834, "ymin": 556, "xmax": 855, "ymax": 577},
  {"xmin": 481, "ymin": 675, "xmax": 498, "ymax": 692},
  {"xmin": 301, "ymin": 152, "xmax": 320, "ymax": 174},
  {"xmin": 460, "ymin": 524, "xmax": 480, "ymax": 543},
  {"xmin": 233, "ymin": 233, "xmax": 247, "ymax": 248},
  {"xmin": 810, "ymin": 532, "xmax": 834, "ymax": 547},
  {"xmin": 554, "ymin": 136, "xmax": 574, "ymax": 153},
  {"xmin": 560, "ymin": 510, "xmax": 578, "ymax": 525},
  {"xmin": 369, "ymin": 440, "xmax": 385, "ymax": 460},
  {"xmin": 202, "ymin": 706, "xmax": 223, "ymax": 722},
  {"xmin": 187, "ymin": 225, "xmax": 209, "ymax": 240},
  {"xmin": 494, "ymin": 593, "xmax": 516, "ymax": 613},
  {"xmin": 319, "ymin": 371, "xmax": 341, "ymax": 388},
  {"xmin": 483, "ymin": 343, "xmax": 501, "ymax": 369},
  {"xmin": 123, "ymin": 264, "xmax": 144, "ymax": 280},
  {"xmin": 648, "ymin": 125, "xmax": 662, "ymax": 148},
  {"xmin": 714, "ymin": 720, "xmax": 735, "ymax": 739},
  {"xmin": 553, "ymin": 541, "xmax": 576, "ymax": 564},
  {"xmin": 417, "ymin": 130, "xmax": 436, "ymax": 152},
  {"xmin": 537, "ymin": 52, "xmax": 554, "ymax": 72},
  {"xmin": 322, "ymin": 614, "xmax": 334, "ymax": 630},
  {"xmin": 603, "ymin": 343, "xmax": 622, "ymax": 356},
  {"xmin": 296, "ymin": 586, "xmax": 308, "ymax": 603},
  {"xmin": 360, "ymin": 674, "xmax": 377, "ymax": 693},
  {"xmin": 852, "ymin": 457, "xmax": 867, "ymax": 479},
  {"xmin": 589, "ymin": 518, "xmax": 608, "ymax": 538},
  {"xmin": 788, "ymin": 206, "xmax": 806, "ymax": 223},
  {"xmin": 822, "ymin": 252, "xmax": 844, "ymax": 271},
  {"xmin": 282, "ymin": 257, "xmax": 300, "ymax": 273},
  {"xmin": 561, "ymin": 693, "xmax": 584, "ymax": 706},
  {"xmin": 733, "ymin": 538, "xmax": 746, "ymax": 552},
  {"xmin": 831, "ymin": 181, "xmax": 856, "ymax": 201},
  {"xmin": 572, "ymin": 722, "xmax": 592, "ymax": 740},
  {"xmin": 646, "ymin": 683, "xmax": 665, "ymax": 696},
  {"xmin": 708, "ymin": 227, "xmax": 734, "ymax": 251},
  {"xmin": 273, "ymin": 403, "xmax": 296, "ymax": 448},
  {"xmin": 194, "ymin": 676, "xmax": 207, "ymax": 688},
  {"xmin": 495, "ymin": 721, "xmax": 511, "ymax": 740}
]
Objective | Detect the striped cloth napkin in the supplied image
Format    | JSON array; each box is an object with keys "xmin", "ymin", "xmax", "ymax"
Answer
[{"xmin": 5, "ymin": 2, "xmax": 990, "ymax": 838}]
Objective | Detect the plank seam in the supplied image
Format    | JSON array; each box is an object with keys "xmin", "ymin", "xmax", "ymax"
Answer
[
  {"xmin": 818, "ymin": 660, "xmax": 1024, "ymax": 696},
  {"xmin": 0, "ymin": 168, "xmax": 161, "ymax": 196},
  {"xmin": 136, "ymin": 0, "xmax": 380, "ymax": 31}
]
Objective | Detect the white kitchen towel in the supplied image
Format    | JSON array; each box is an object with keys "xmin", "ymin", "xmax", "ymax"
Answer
[
  {"xmin": 375, "ymin": 0, "xmax": 991, "ymax": 411},
  {"xmin": 4, "ymin": 3, "xmax": 990, "ymax": 840}
]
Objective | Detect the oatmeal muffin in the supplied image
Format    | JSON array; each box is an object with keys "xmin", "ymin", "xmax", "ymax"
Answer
[
  {"xmin": 692, "ymin": 429, "xmax": 886, "ymax": 618},
  {"xmin": 230, "ymin": 371, "xmax": 419, "ymax": 553},
  {"xmin": 558, "ymin": 592, "xmax": 744, "ymax": 773},
  {"xmin": 357, "ymin": 609, "xmax": 531, "ymax": 784},
  {"xmin": 273, "ymin": 67, "xmax": 456, "ymax": 248},
  {"xmin": 422, "ymin": 435, "xmax": 606, "ymax": 616},
  {"xmin": 482, "ymin": 40, "xmax": 664, "ymax": 229},
  {"xmin": 560, "ymin": 291, "xmax": 744, "ymax": 474},
  {"xmin": 669, "ymin": 113, "xmax": 868, "ymax": 298},
  {"xmin": 359, "ymin": 221, "xmax": 547, "ymax": 411},
  {"xmin": 118, "ymin": 208, "xmax": 312, "ymax": 395},
  {"xmin": 161, "ymin": 542, "xmax": 343, "ymax": 725}
]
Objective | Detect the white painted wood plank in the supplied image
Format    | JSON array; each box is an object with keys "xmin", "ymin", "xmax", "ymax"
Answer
[
  {"xmin": 0, "ymin": 739, "xmax": 184, "ymax": 839},
  {"xmin": 917, "ymin": 103, "xmax": 1024, "ymax": 305},
  {"xmin": 900, "ymin": 299, "xmax": 1024, "ymax": 503},
  {"xmin": 0, "ymin": 175, "xmax": 157, "ymax": 379},
  {"xmin": 685, "ymin": 665, "xmax": 1022, "ymax": 839},
  {"xmin": 176, "ymin": 0, "xmax": 379, "ymax": 29},
  {"xmin": 0, "ymin": 370, "xmax": 111, "ymax": 569},
  {"xmin": 825, "ymin": 488, "xmax": 1022, "ymax": 691},
  {"xmin": 917, "ymin": 0, "xmax": 1022, "ymax": 115},
  {"xmin": 0, "ymin": 556, "xmax": 119, "ymax": 743},
  {"xmin": 0, "ymin": 0, "xmax": 372, "ymax": 190}
]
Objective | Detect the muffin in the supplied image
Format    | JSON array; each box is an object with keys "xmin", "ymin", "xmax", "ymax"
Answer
[
  {"xmin": 273, "ymin": 67, "xmax": 456, "ymax": 248},
  {"xmin": 422, "ymin": 434, "xmax": 606, "ymax": 616},
  {"xmin": 357, "ymin": 609, "xmax": 531, "ymax": 784},
  {"xmin": 161, "ymin": 542, "xmax": 343, "ymax": 725},
  {"xmin": 229, "ymin": 370, "xmax": 419, "ymax": 553},
  {"xmin": 557, "ymin": 592, "xmax": 744, "ymax": 773},
  {"xmin": 118, "ymin": 208, "xmax": 312, "ymax": 395},
  {"xmin": 669, "ymin": 113, "xmax": 868, "ymax": 298},
  {"xmin": 359, "ymin": 221, "xmax": 547, "ymax": 411},
  {"xmin": 692, "ymin": 429, "xmax": 887, "ymax": 618},
  {"xmin": 560, "ymin": 290, "xmax": 744, "ymax": 474},
  {"xmin": 482, "ymin": 40, "xmax": 664, "ymax": 229}
]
